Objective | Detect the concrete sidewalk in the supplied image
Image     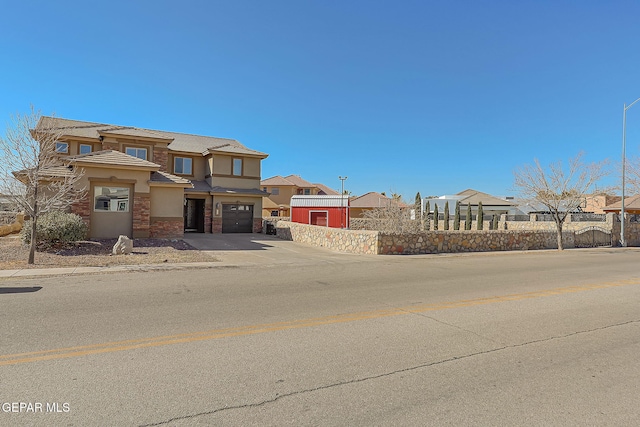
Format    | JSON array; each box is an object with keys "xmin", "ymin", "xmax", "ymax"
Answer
[{"xmin": 0, "ymin": 261, "xmax": 224, "ymax": 279}]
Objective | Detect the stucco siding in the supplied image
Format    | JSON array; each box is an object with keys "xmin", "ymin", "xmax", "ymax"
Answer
[{"xmin": 150, "ymin": 187, "xmax": 184, "ymax": 218}]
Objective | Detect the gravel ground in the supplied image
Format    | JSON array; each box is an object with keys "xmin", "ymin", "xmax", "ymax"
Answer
[{"xmin": 0, "ymin": 235, "xmax": 217, "ymax": 269}]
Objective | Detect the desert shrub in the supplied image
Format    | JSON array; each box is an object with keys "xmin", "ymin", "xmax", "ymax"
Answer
[
  {"xmin": 21, "ymin": 211, "xmax": 88, "ymax": 248},
  {"xmin": 443, "ymin": 201, "xmax": 449, "ymax": 230}
]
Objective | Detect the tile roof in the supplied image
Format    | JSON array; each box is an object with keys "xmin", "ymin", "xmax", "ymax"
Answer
[
  {"xmin": 314, "ymin": 183, "xmax": 339, "ymax": 195},
  {"xmin": 350, "ymin": 192, "xmax": 396, "ymax": 208},
  {"xmin": 284, "ymin": 174, "xmax": 315, "ymax": 187},
  {"xmin": 210, "ymin": 186, "xmax": 269, "ymax": 196},
  {"xmin": 186, "ymin": 180, "xmax": 214, "ymax": 193},
  {"xmin": 13, "ymin": 165, "xmax": 77, "ymax": 179},
  {"xmin": 602, "ymin": 195, "xmax": 640, "ymax": 211},
  {"xmin": 149, "ymin": 171, "xmax": 192, "ymax": 186},
  {"xmin": 185, "ymin": 181, "xmax": 269, "ymax": 196},
  {"xmin": 456, "ymin": 189, "xmax": 515, "ymax": 207},
  {"xmin": 68, "ymin": 150, "xmax": 160, "ymax": 169},
  {"xmin": 38, "ymin": 117, "xmax": 267, "ymax": 158},
  {"xmin": 261, "ymin": 175, "xmax": 296, "ymax": 186}
]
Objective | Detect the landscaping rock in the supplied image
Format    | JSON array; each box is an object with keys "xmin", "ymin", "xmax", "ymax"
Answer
[{"xmin": 112, "ymin": 235, "xmax": 133, "ymax": 255}]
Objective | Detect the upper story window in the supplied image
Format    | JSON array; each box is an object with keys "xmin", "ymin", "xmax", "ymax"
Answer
[
  {"xmin": 233, "ymin": 158, "xmax": 242, "ymax": 176},
  {"xmin": 271, "ymin": 187, "xmax": 280, "ymax": 195},
  {"xmin": 79, "ymin": 144, "xmax": 92, "ymax": 155},
  {"xmin": 55, "ymin": 142, "xmax": 69, "ymax": 153},
  {"xmin": 126, "ymin": 147, "xmax": 147, "ymax": 160},
  {"xmin": 174, "ymin": 157, "xmax": 192, "ymax": 175},
  {"xmin": 303, "ymin": 188, "xmax": 311, "ymax": 195}
]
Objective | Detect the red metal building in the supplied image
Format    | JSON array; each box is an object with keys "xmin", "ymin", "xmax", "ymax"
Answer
[{"xmin": 290, "ymin": 195, "xmax": 350, "ymax": 228}]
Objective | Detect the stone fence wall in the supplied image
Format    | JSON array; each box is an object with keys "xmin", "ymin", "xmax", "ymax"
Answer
[
  {"xmin": 378, "ymin": 230, "xmax": 574, "ymax": 255},
  {"xmin": 275, "ymin": 221, "xmax": 575, "ymax": 255},
  {"xmin": 276, "ymin": 221, "xmax": 378, "ymax": 254}
]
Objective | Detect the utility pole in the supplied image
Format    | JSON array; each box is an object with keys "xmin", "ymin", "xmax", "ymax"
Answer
[
  {"xmin": 339, "ymin": 176, "xmax": 348, "ymax": 228},
  {"xmin": 621, "ymin": 97, "xmax": 640, "ymax": 247}
]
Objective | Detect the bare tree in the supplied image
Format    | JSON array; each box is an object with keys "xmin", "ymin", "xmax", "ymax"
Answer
[
  {"xmin": 0, "ymin": 107, "xmax": 86, "ymax": 264},
  {"xmin": 363, "ymin": 197, "xmax": 421, "ymax": 233},
  {"xmin": 513, "ymin": 152, "xmax": 609, "ymax": 250},
  {"xmin": 625, "ymin": 156, "xmax": 640, "ymax": 195}
]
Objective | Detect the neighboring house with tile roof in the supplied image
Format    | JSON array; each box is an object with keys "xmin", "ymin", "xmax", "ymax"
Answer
[
  {"xmin": 33, "ymin": 117, "xmax": 268, "ymax": 238},
  {"xmin": 349, "ymin": 192, "xmax": 406, "ymax": 218},
  {"xmin": 260, "ymin": 175, "xmax": 338, "ymax": 216},
  {"xmin": 423, "ymin": 189, "xmax": 516, "ymax": 217},
  {"xmin": 602, "ymin": 195, "xmax": 640, "ymax": 215}
]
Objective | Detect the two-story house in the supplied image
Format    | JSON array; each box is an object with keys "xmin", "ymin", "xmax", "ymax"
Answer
[
  {"xmin": 37, "ymin": 117, "xmax": 268, "ymax": 239},
  {"xmin": 261, "ymin": 175, "xmax": 339, "ymax": 217}
]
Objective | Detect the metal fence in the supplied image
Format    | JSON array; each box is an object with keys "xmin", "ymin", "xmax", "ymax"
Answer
[
  {"xmin": 570, "ymin": 213, "xmax": 607, "ymax": 222},
  {"xmin": 505, "ymin": 215, "xmax": 529, "ymax": 221},
  {"xmin": 630, "ymin": 215, "xmax": 640, "ymax": 223}
]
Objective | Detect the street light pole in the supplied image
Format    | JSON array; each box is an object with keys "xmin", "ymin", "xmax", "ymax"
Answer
[
  {"xmin": 621, "ymin": 97, "xmax": 640, "ymax": 247},
  {"xmin": 339, "ymin": 176, "xmax": 348, "ymax": 228}
]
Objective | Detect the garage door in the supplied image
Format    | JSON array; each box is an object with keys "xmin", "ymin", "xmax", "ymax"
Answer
[{"xmin": 222, "ymin": 204, "xmax": 253, "ymax": 233}]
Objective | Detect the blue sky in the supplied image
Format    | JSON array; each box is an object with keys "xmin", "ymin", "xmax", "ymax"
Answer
[{"xmin": 1, "ymin": 0, "xmax": 639, "ymax": 200}]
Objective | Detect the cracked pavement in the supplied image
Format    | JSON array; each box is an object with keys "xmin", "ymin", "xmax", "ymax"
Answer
[{"xmin": 1, "ymin": 248, "xmax": 640, "ymax": 425}]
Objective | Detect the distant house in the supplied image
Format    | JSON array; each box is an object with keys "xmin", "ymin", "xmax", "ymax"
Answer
[
  {"xmin": 349, "ymin": 192, "xmax": 407, "ymax": 218},
  {"xmin": 261, "ymin": 175, "xmax": 339, "ymax": 217},
  {"xmin": 424, "ymin": 189, "xmax": 515, "ymax": 217},
  {"xmin": 602, "ymin": 195, "xmax": 640, "ymax": 215},
  {"xmin": 584, "ymin": 194, "xmax": 621, "ymax": 214}
]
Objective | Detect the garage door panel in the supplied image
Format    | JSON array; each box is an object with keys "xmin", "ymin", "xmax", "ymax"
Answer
[{"xmin": 222, "ymin": 204, "xmax": 253, "ymax": 233}]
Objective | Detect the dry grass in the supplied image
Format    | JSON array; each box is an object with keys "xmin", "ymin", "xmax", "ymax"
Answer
[{"xmin": 0, "ymin": 235, "xmax": 217, "ymax": 269}]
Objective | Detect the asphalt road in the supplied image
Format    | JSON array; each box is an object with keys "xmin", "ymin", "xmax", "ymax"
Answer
[{"xmin": 1, "ymin": 248, "xmax": 640, "ymax": 426}]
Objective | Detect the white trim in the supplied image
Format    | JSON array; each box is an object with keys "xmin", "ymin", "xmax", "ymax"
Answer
[{"xmin": 309, "ymin": 210, "xmax": 329, "ymax": 227}]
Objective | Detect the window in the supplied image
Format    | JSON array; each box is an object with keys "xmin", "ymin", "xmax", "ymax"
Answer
[
  {"xmin": 233, "ymin": 158, "xmax": 242, "ymax": 176},
  {"xmin": 271, "ymin": 210, "xmax": 279, "ymax": 216},
  {"xmin": 55, "ymin": 142, "xmax": 68, "ymax": 153},
  {"xmin": 94, "ymin": 186, "xmax": 130, "ymax": 212},
  {"xmin": 271, "ymin": 188, "xmax": 279, "ymax": 195},
  {"xmin": 174, "ymin": 157, "xmax": 192, "ymax": 175},
  {"xmin": 125, "ymin": 147, "xmax": 147, "ymax": 160},
  {"xmin": 303, "ymin": 189, "xmax": 311, "ymax": 195},
  {"xmin": 79, "ymin": 144, "xmax": 92, "ymax": 154}
]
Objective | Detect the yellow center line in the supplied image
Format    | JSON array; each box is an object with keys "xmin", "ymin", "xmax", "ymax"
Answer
[{"xmin": 1, "ymin": 279, "xmax": 638, "ymax": 366}]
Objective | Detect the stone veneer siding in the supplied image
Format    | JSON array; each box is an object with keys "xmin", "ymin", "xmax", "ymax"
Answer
[
  {"xmin": 153, "ymin": 148, "xmax": 168, "ymax": 172},
  {"xmin": 275, "ymin": 221, "xmax": 577, "ymax": 255},
  {"xmin": 205, "ymin": 204, "xmax": 212, "ymax": 233},
  {"xmin": 71, "ymin": 198, "xmax": 91, "ymax": 229},
  {"xmin": 212, "ymin": 217, "xmax": 222, "ymax": 233},
  {"xmin": 132, "ymin": 194, "xmax": 151, "ymax": 238},
  {"xmin": 253, "ymin": 218, "xmax": 263, "ymax": 233},
  {"xmin": 149, "ymin": 218, "xmax": 184, "ymax": 238}
]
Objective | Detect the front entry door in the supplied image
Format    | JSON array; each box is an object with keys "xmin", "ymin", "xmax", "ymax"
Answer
[{"xmin": 184, "ymin": 199, "xmax": 205, "ymax": 233}]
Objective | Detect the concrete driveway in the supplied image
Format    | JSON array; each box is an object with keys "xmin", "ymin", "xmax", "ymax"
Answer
[{"xmin": 182, "ymin": 233, "xmax": 370, "ymax": 266}]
